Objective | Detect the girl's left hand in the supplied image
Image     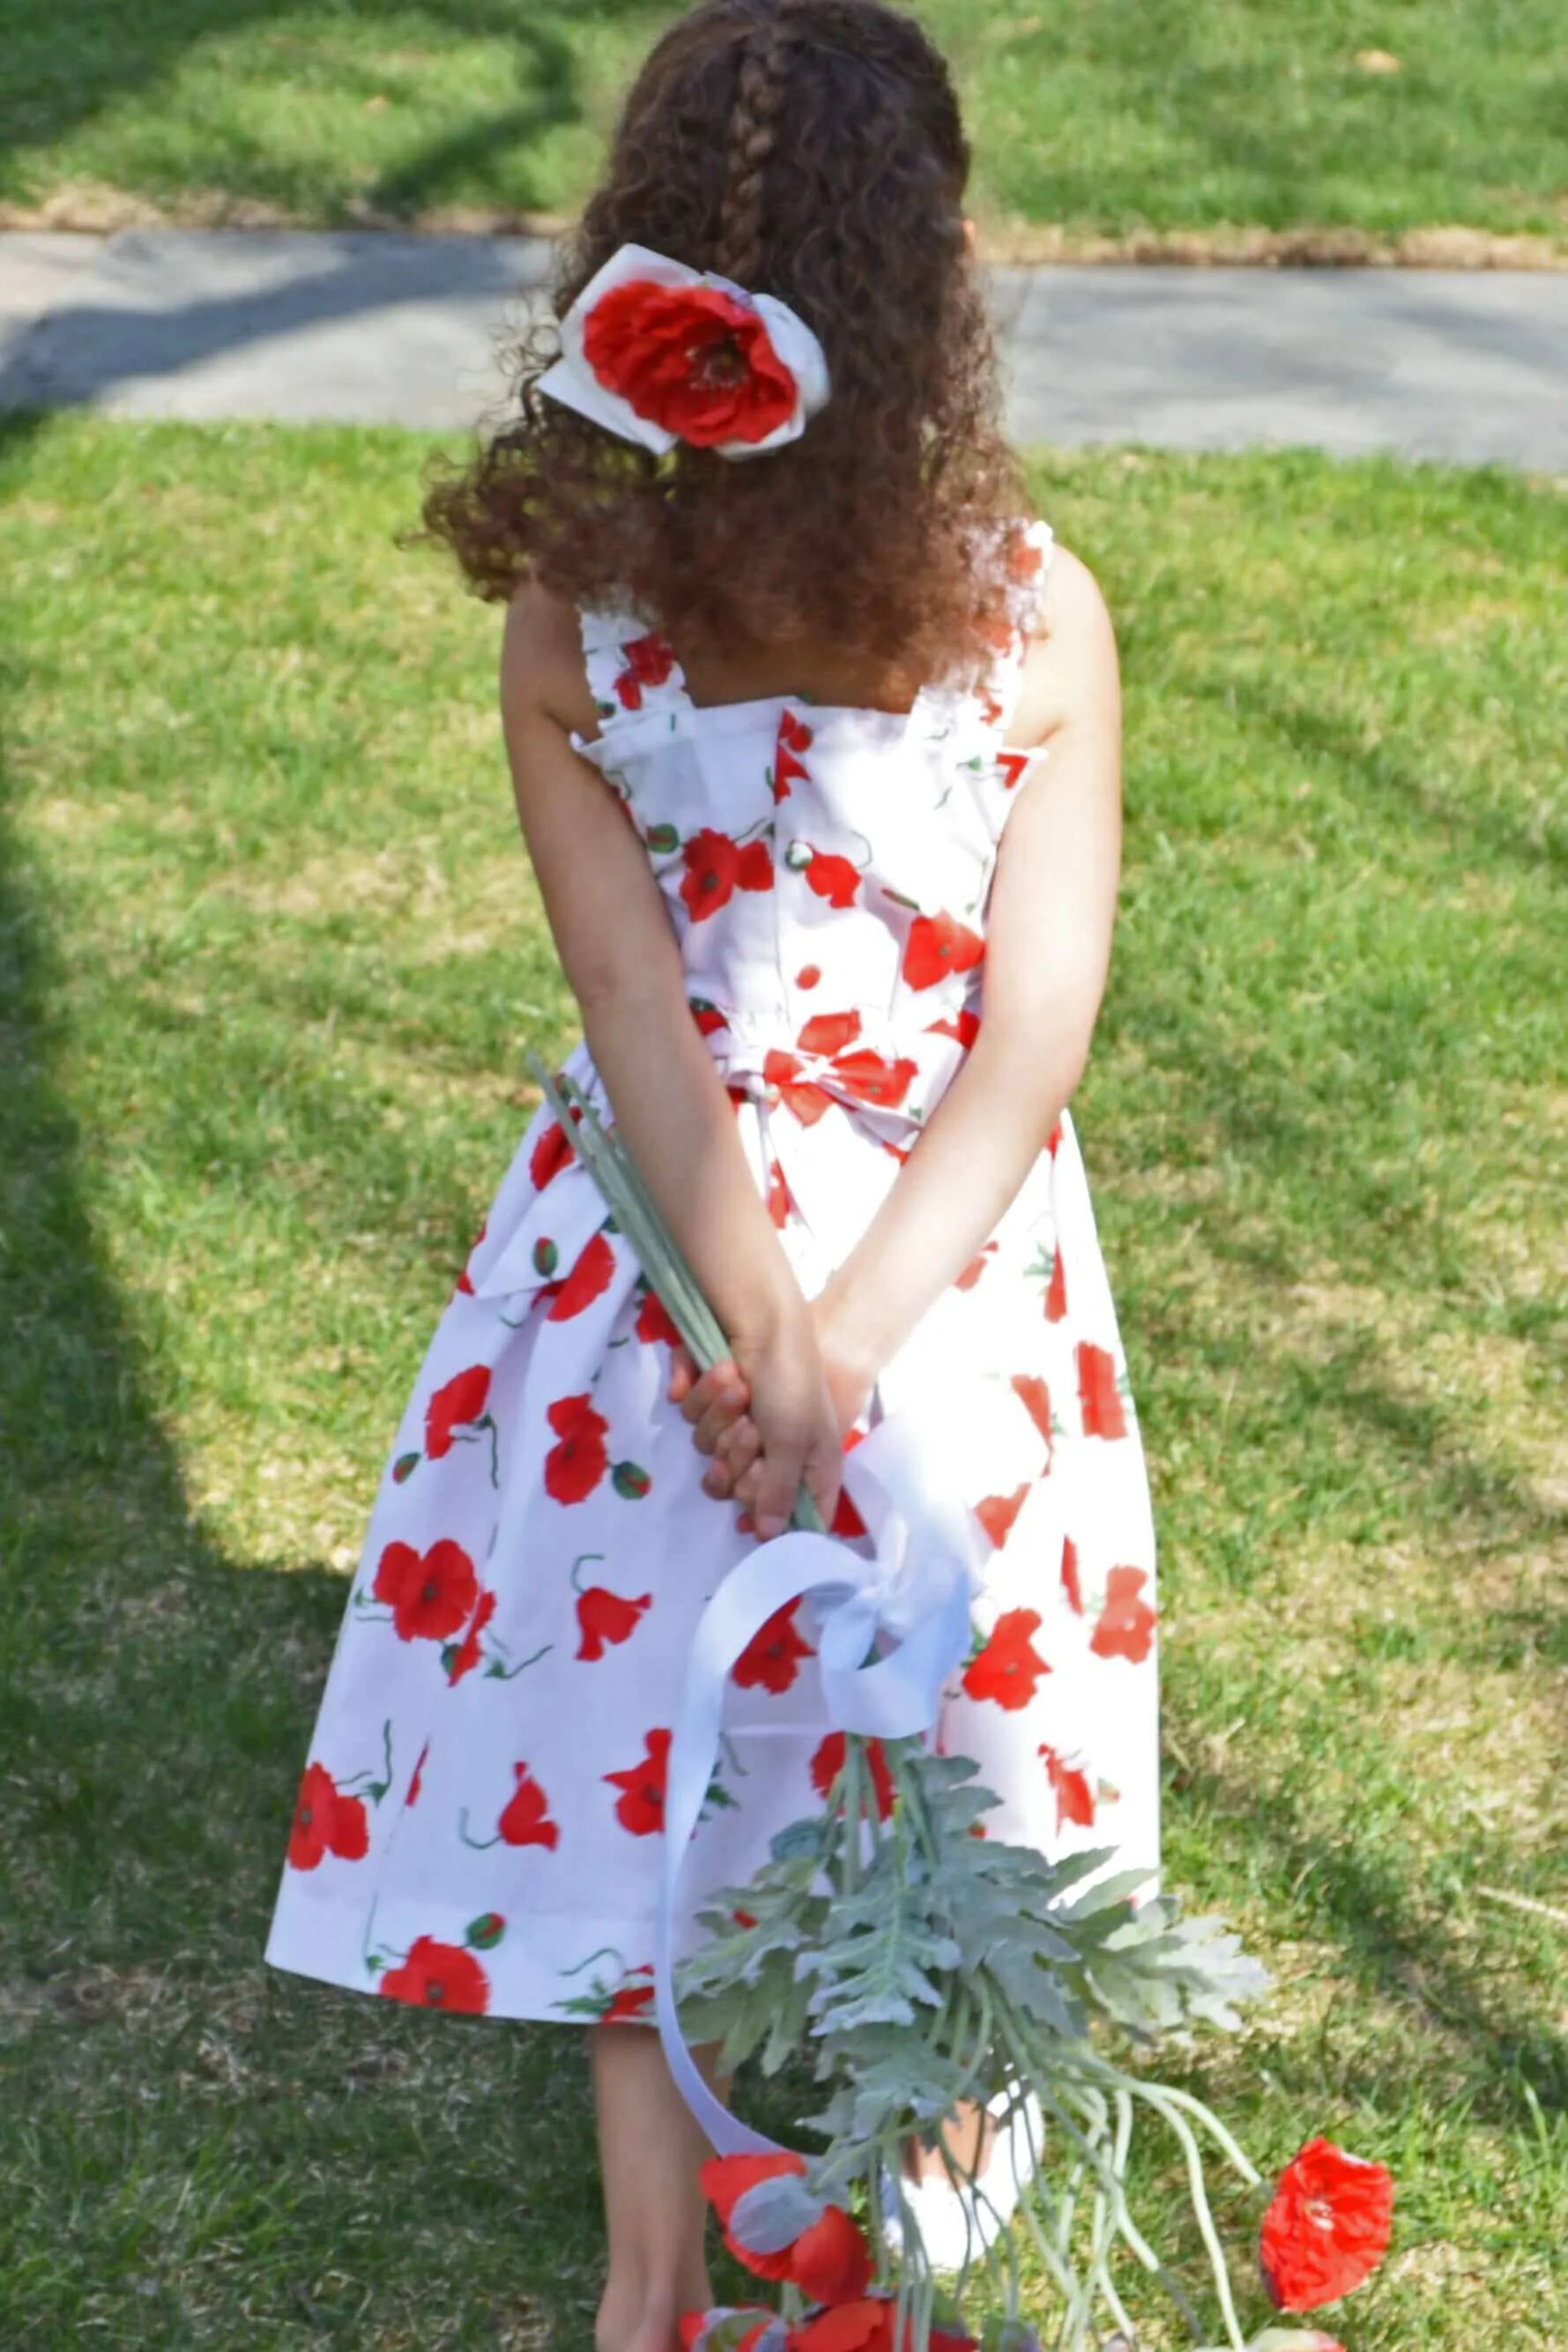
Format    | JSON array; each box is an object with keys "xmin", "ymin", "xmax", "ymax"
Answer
[{"xmin": 670, "ymin": 1284, "xmax": 876, "ymax": 1509}]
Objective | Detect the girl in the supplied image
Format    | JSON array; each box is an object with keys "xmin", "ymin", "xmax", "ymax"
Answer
[{"xmin": 267, "ymin": 6, "xmax": 1159, "ymax": 2348}]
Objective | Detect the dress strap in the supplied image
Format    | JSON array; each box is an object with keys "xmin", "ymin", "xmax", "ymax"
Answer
[
  {"xmin": 580, "ymin": 607, "xmax": 695, "ymax": 732},
  {"xmin": 981, "ymin": 518, "xmax": 1057, "ymax": 730}
]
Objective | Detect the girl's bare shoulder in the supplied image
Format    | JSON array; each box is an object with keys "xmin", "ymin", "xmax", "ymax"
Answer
[
  {"xmin": 500, "ymin": 578, "xmax": 599, "ymax": 739},
  {"xmin": 1008, "ymin": 542, "xmax": 1119, "ymax": 750}
]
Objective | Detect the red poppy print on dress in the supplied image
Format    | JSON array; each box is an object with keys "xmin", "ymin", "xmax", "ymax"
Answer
[
  {"xmin": 926, "ymin": 1008, "xmax": 981, "ymax": 1050},
  {"xmin": 803, "ymin": 852, "xmax": 860, "ymax": 908},
  {"xmin": 690, "ymin": 998, "xmax": 729, "ymax": 1038},
  {"xmin": 996, "ymin": 749, "xmax": 1032, "ymax": 793},
  {"xmin": 546, "ymin": 1229, "xmax": 617, "ymax": 1322},
  {"xmin": 405, "ymin": 1742, "xmax": 427, "ymax": 1808},
  {"xmin": 1044, "ymin": 1246, "xmax": 1067, "ymax": 1323},
  {"xmin": 378, "ymin": 1935, "xmax": 490, "ymax": 2014},
  {"xmin": 773, "ymin": 709, "xmax": 814, "ymax": 801},
  {"xmin": 372, "ymin": 1538, "xmax": 479, "ymax": 1643},
  {"xmin": 962, "ymin": 1609, "xmax": 1051, "ymax": 1710},
  {"xmin": 762, "ymin": 1050, "xmax": 833, "ymax": 1128},
  {"xmin": 530, "ymin": 1119, "xmax": 577, "ymax": 1193},
  {"xmin": 1077, "ymin": 1342, "xmax": 1129, "ymax": 1439},
  {"xmin": 584, "ymin": 281, "xmax": 799, "ymax": 450},
  {"xmin": 1010, "ymin": 1373, "xmax": 1054, "ymax": 1455},
  {"xmin": 499, "ymin": 1763, "xmax": 561, "ymax": 1850},
  {"xmin": 635, "ymin": 1286, "xmax": 682, "ymax": 1350},
  {"xmin": 798, "ymin": 1009, "xmax": 862, "ymax": 1058},
  {"xmin": 425, "ymin": 1366, "xmax": 492, "ymax": 1459},
  {"xmin": 576, "ymin": 1581, "xmax": 652, "ymax": 1661},
  {"xmin": 680, "ymin": 829, "xmax": 774, "ymax": 923},
  {"xmin": 1060, "ymin": 1533, "xmax": 1083, "ymax": 1616},
  {"xmin": 603, "ymin": 1966, "xmax": 657, "ymax": 2025},
  {"xmin": 1038, "ymin": 1744, "xmax": 1096, "ymax": 1833},
  {"xmin": 903, "ymin": 911, "xmax": 985, "ymax": 992},
  {"xmin": 288, "ymin": 1761, "xmax": 369, "ymax": 1871},
  {"xmin": 732, "ymin": 1604, "xmax": 816, "ymax": 1695},
  {"xmin": 829, "ymin": 1049, "xmax": 918, "ymax": 1112},
  {"xmin": 447, "ymin": 1588, "xmax": 497, "ymax": 1684},
  {"xmin": 796, "ymin": 964, "xmax": 821, "ymax": 989},
  {"xmin": 975, "ymin": 1484, "xmax": 1030, "ymax": 1551},
  {"xmin": 955, "ymin": 1241, "xmax": 998, "ymax": 1292},
  {"xmin": 454, "ymin": 1217, "xmax": 487, "ymax": 1294},
  {"xmin": 613, "ymin": 631, "xmax": 678, "ymax": 711},
  {"xmin": 811, "ymin": 1733, "xmax": 895, "ymax": 1820},
  {"xmin": 1089, "ymin": 1567, "xmax": 1157, "ymax": 1664},
  {"xmin": 544, "ymin": 1394, "xmax": 610, "ymax": 1505},
  {"xmin": 766, "ymin": 1161, "xmax": 791, "ymax": 1229},
  {"xmin": 606, "ymin": 1728, "xmax": 673, "ymax": 1835}
]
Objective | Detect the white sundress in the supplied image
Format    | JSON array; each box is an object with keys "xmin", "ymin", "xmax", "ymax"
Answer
[{"xmin": 266, "ymin": 520, "xmax": 1161, "ymax": 2028}]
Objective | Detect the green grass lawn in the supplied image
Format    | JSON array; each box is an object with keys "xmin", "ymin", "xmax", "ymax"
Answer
[
  {"xmin": 2, "ymin": 1, "xmax": 1567, "ymax": 245},
  {"xmin": 1, "ymin": 413, "xmax": 1564, "ymax": 2350}
]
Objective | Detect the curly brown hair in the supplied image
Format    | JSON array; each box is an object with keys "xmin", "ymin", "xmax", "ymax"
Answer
[{"xmin": 423, "ymin": 0, "xmax": 1030, "ymax": 686}]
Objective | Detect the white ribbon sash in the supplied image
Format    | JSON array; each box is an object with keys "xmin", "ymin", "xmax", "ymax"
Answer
[{"xmin": 655, "ymin": 1402, "xmax": 980, "ymax": 2157}]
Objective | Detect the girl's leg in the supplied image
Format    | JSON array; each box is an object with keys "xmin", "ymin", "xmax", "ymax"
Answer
[{"xmin": 591, "ymin": 2027, "xmax": 720, "ymax": 2352}]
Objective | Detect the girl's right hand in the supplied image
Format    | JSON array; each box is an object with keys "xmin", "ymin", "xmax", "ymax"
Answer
[{"xmin": 672, "ymin": 1314, "xmax": 843, "ymax": 1540}]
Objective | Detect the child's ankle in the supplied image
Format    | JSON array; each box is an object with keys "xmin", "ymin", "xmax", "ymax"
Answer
[{"xmin": 596, "ymin": 2286, "xmax": 697, "ymax": 2352}]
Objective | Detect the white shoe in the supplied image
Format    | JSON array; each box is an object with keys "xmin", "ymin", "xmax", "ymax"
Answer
[{"xmin": 882, "ymin": 2090, "xmax": 1044, "ymax": 2274}]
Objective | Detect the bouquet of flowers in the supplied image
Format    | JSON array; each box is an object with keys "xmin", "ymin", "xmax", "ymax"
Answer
[{"xmin": 530, "ymin": 1059, "xmax": 1393, "ymax": 2352}]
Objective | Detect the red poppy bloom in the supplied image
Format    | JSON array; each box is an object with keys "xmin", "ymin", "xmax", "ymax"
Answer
[
  {"xmin": 288, "ymin": 1761, "xmax": 369, "ymax": 1871},
  {"xmin": 1044, "ymin": 1245, "xmax": 1067, "ymax": 1321},
  {"xmin": 405, "ymin": 1742, "xmax": 427, "ymax": 1807},
  {"xmin": 681, "ymin": 828, "xmax": 775, "ymax": 922},
  {"xmin": 373, "ymin": 1537, "xmax": 479, "ymax": 1642},
  {"xmin": 700, "ymin": 2155, "xmax": 871, "ymax": 2304},
  {"xmin": 766, "ymin": 1161, "xmax": 791, "ymax": 1229},
  {"xmin": 544, "ymin": 1393, "xmax": 610, "ymax": 1505},
  {"xmin": 796, "ymin": 964, "xmax": 821, "ymax": 989},
  {"xmin": 499, "ymin": 1762, "xmax": 560, "ymax": 1850},
  {"xmin": 1077, "ymin": 1342, "xmax": 1129, "ymax": 1439},
  {"xmin": 634, "ymin": 1286, "xmax": 682, "ymax": 1350},
  {"xmin": 975, "ymin": 1483, "xmax": 1030, "ymax": 1550},
  {"xmin": 1089, "ymin": 1567, "xmax": 1157, "ymax": 1663},
  {"xmin": 925, "ymin": 1008, "xmax": 982, "ymax": 1049},
  {"xmin": 447, "ymin": 1587, "xmax": 497, "ymax": 1684},
  {"xmin": 1010, "ymin": 1372, "xmax": 1054, "ymax": 1451},
  {"xmin": 691, "ymin": 1000, "xmax": 729, "ymax": 1037},
  {"xmin": 585, "ymin": 279, "xmax": 799, "ymax": 449},
  {"xmin": 606, "ymin": 1727, "xmax": 673, "ymax": 1835},
  {"xmin": 830, "ymin": 1050, "xmax": 918, "ymax": 1112},
  {"xmin": 962, "ymin": 1607, "xmax": 1051, "ymax": 1709},
  {"xmin": 424, "ymin": 1365, "xmax": 492, "ymax": 1460},
  {"xmin": 955, "ymin": 1241, "xmax": 998, "ymax": 1291},
  {"xmin": 789, "ymin": 2304, "xmax": 975, "ymax": 2352},
  {"xmin": 547, "ymin": 1229, "xmax": 617, "ymax": 1321},
  {"xmin": 811, "ymin": 1732, "xmax": 895, "ymax": 1820},
  {"xmin": 603, "ymin": 1969, "xmax": 657, "ymax": 2025},
  {"xmin": 576, "ymin": 1582, "xmax": 652, "ymax": 1661},
  {"xmin": 903, "ymin": 912, "xmax": 985, "ymax": 992},
  {"xmin": 762, "ymin": 1049, "xmax": 834, "ymax": 1128},
  {"xmin": 1039, "ymin": 1743, "xmax": 1096, "ymax": 1832},
  {"xmin": 773, "ymin": 708, "xmax": 814, "ymax": 800},
  {"xmin": 804, "ymin": 852, "xmax": 861, "ymax": 908},
  {"xmin": 530, "ymin": 1119, "xmax": 576, "ymax": 1192},
  {"xmin": 614, "ymin": 630, "xmax": 678, "ymax": 711},
  {"xmin": 732, "ymin": 1604, "xmax": 816, "ymax": 1695},
  {"xmin": 1260, "ymin": 2139, "xmax": 1394, "ymax": 2311},
  {"xmin": 798, "ymin": 1009, "xmax": 862, "ymax": 1058},
  {"xmin": 378, "ymin": 1935, "xmax": 490, "ymax": 2014},
  {"xmin": 1060, "ymin": 1532, "xmax": 1083, "ymax": 1615}
]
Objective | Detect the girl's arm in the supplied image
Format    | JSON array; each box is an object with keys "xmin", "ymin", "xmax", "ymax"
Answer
[
  {"xmin": 695, "ymin": 545, "xmax": 1124, "ymax": 1501},
  {"xmin": 501, "ymin": 584, "xmax": 843, "ymax": 1538}
]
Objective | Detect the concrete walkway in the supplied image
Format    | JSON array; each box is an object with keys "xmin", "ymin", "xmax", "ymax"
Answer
[{"xmin": 3, "ymin": 228, "xmax": 1566, "ymax": 470}]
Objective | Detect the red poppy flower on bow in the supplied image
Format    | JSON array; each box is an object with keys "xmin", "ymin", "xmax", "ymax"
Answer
[
  {"xmin": 378, "ymin": 1934, "xmax": 491, "ymax": 2014},
  {"xmin": 955, "ymin": 1240, "xmax": 999, "ymax": 1291},
  {"xmin": 763, "ymin": 1049, "xmax": 834, "ymax": 1128},
  {"xmin": 373, "ymin": 1537, "xmax": 479, "ymax": 1642},
  {"xmin": 681, "ymin": 828, "xmax": 775, "ymax": 923},
  {"xmin": 544, "ymin": 1393, "xmax": 610, "ymax": 1504},
  {"xmin": 925, "ymin": 1007, "xmax": 982, "ymax": 1049},
  {"xmin": 975, "ymin": 1483, "xmax": 1030, "ymax": 1551},
  {"xmin": 447, "ymin": 1587, "xmax": 497, "ymax": 1683},
  {"xmin": 530, "ymin": 1116, "xmax": 578, "ymax": 1193},
  {"xmin": 903, "ymin": 912, "xmax": 985, "ymax": 992},
  {"xmin": 798, "ymin": 1009, "xmax": 862, "ymax": 1058},
  {"xmin": 1060, "ymin": 1532, "xmax": 1083, "ymax": 1615},
  {"xmin": 811, "ymin": 1732, "xmax": 895, "ymax": 1820},
  {"xmin": 547, "ymin": 1229, "xmax": 617, "ymax": 1321},
  {"xmin": 803, "ymin": 851, "xmax": 861, "ymax": 907},
  {"xmin": 603, "ymin": 1966, "xmax": 657, "ymax": 2025},
  {"xmin": 1010, "ymin": 1372, "xmax": 1054, "ymax": 1454},
  {"xmin": 288, "ymin": 1761, "xmax": 369, "ymax": 1871},
  {"xmin": 635, "ymin": 1285, "xmax": 682, "ymax": 1350},
  {"xmin": 576, "ymin": 1582, "xmax": 652, "ymax": 1661},
  {"xmin": 585, "ymin": 279, "xmax": 799, "ymax": 450},
  {"xmin": 962, "ymin": 1607, "xmax": 1052, "ymax": 1709},
  {"xmin": 1077, "ymin": 1342, "xmax": 1129, "ymax": 1439},
  {"xmin": 773, "ymin": 708, "xmax": 814, "ymax": 800},
  {"xmin": 732, "ymin": 1603, "xmax": 816, "ymax": 1695},
  {"xmin": 830, "ymin": 1049, "xmax": 918, "ymax": 1112},
  {"xmin": 424, "ymin": 1365, "xmax": 492, "ymax": 1460},
  {"xmin": 1260, "ymin": 2139, "xmax": 1394, "ymax": 2311},
  {"xmin": 606, "ymin": 1727, "xmax": 673, "ymax": 1835},
  {"xmin": 1039, "ymin": 1742, "xmax": 1096, "ymax": 1832},
  {"xmin": 1089, "ymin": 1566, "xmax": 1157, "ymax": 1663},
  {"xmin": 498, "ymin": 1762, "xmax": 560, "ymax": 1850},
  {"xmin": 614, "ymin": 629, "xmax": 678, "ymax": 711}
]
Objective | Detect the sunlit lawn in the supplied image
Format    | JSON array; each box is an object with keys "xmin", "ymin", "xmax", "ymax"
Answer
[
  {"xmin": 0, "ymin": 413, "xmax": 1564, "ymax": 2348},
  {"xmin": 2, "ymin": 1, "xmax": 1567, "ymax": 242}
]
